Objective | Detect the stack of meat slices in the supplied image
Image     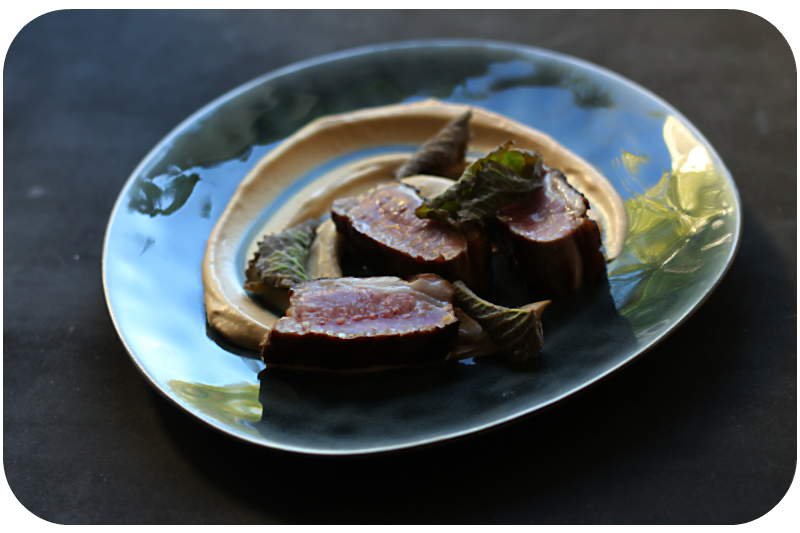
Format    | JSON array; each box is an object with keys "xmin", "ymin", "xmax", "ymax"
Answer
[{"xmin": 331, "ymin": 171, "xmax": 605, "ymax": 300}]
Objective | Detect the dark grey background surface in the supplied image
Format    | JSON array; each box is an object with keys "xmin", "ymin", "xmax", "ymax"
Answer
[{"xmin": 4, "ymin": 10, "xmax": 796, "ymax": 524}]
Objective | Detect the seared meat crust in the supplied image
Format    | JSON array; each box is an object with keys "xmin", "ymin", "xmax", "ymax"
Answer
[
  {"xmin": 331, "ymin": 184, "xmax": 492, "ymax": 293},
  {"xmin": 260, "ymin": 275, "xmax": 460, "ymax": 371},
  {"xmin": 487, "ymin": 172, "xmax": 606, "ymax": 298}
]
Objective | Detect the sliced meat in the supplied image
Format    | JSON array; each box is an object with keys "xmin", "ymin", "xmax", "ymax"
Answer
[
  {"xmin": 331, "ymin": 183, "xmax": 492, "ymax": 294},
  {"xmin": 488, "ymin": 171, "xmax": 606, "ymax": 298},
  {"xmin": 261, "ymin": 274, "xmax": 460, "ymax": 371}
]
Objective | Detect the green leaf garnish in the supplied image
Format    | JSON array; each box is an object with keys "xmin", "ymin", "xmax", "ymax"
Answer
[
  {"xmin": 395, "ymin": 110, "xmax": 472, "ymax": 179},
  {"xmin": 245, "ymin": 219, "xmax": 318, "ymax": 291},
  {"xmin": 415, "ymin": 141, "xmax": 545, "ymax": 225},
  {"xmin": 453, "ymin": 280, "xmax": 544, "ymax": 362}
]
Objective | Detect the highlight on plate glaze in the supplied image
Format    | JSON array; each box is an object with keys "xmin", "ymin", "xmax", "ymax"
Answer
[
  {"xmin": 124, "ymin": 55, "xmax": 616, "ymax": 217},
  {"xmin": 607, "ymin": 116, "xmax": 736, "ymax": 336},
  {"xmin": 168, "ymin": 380, "xmax": 262, "ymax": 438},
  {"xmin": 128, "ymin": 170, "xmax": 201, "ymax": 217},
  {"xmin": 487, "ymin": 59, "xmax": 615, "ymax": 110},
  {"xmin": 125, "ymin": 53, "xmax": 495, "ymax": 201}
]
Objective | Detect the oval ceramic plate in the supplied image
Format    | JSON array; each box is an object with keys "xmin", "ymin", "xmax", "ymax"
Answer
[{"xmin": 103, "ymin": 40, "xmax": 741, "ymax": 455}]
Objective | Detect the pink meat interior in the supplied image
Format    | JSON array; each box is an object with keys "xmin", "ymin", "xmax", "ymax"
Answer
[
  {"xmin": 345, "ymin": 185, "xmax": 466, "ymax": 262},
  {"xmin": 497, "ymin": 173, "xmax": 588, "ymax": 242},
  {"xmin": 276, "ymin": 281, "xmax": 455, "ymax": 337}
]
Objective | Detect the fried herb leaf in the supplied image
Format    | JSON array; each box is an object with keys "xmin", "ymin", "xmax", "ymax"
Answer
[
  {"xmin": 395, "ymin": 110, "xmax": 472, "ymax": 179},
  {"xmin": 415, "ymin": 141, "xmax": 545, "ymax": 224},
  {"xmin": 453, "ymin": 280, "xmax": 544, "ymax": 362},
  {"xmin": 245, "ymin": 219, "xmax": 318, "ymax": 291}
]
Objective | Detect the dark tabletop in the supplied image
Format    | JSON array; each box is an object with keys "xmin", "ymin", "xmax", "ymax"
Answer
[{"xmin": 4, "ymin": 10, "xmax": 796, "ymax": 525}]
